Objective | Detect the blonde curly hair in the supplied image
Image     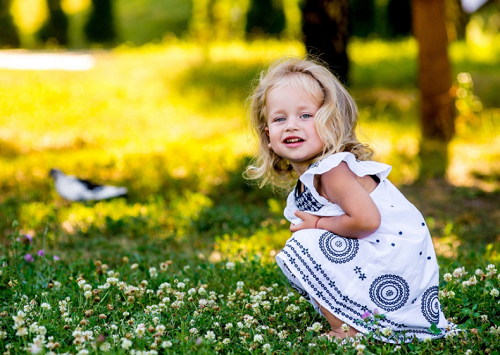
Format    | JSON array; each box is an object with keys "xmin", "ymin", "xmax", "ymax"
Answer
[{"xmin": 245, "ymin": 57, "xmax": 373, "ymax": 189}]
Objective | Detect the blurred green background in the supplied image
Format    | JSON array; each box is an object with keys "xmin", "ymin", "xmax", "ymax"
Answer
[{"xmin": 0, "ymin": 0, "xmax": 499, "ymax": 266}]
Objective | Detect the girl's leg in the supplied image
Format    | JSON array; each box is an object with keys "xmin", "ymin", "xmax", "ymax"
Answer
[{"xmin": 314, "ymin": 298, "xmax": 359, "ymax": 339}]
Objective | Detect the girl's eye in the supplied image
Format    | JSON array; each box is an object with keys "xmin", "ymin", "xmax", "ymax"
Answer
[
  {"xmin": 274, "ymin": 117, "xmax": 285, "ymax": 122},
  {"xmin": 300, "ymin": 113, "xmax": 312, "ymax": 119}
]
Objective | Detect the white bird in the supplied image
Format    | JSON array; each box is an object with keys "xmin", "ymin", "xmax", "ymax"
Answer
[{"xmin": 49, "ymin": 168, "xmax": 128, "ymax": 201}]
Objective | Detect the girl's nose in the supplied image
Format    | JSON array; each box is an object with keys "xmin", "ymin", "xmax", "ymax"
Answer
[{"xmin": 285, "ymin": 117, "xmax": 299, "ymax": 131}]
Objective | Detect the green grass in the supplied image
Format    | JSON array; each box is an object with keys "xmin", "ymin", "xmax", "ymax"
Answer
[{"xmin": 0, "ymin": 39, "xmax": 500, "ymax": 353}]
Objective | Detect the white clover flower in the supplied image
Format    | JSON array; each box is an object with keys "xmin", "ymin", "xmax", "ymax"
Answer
[
  {"xmin": 394, "ymin": 345, "xmax": 401, "ymax": 351},
  {"xmin": 16, "ymin": 327, "xmax": 28, "ymax": 336},
  {"xmin": 355, "ymin": 343, "xmax": 366, "ymax": 353},
  {"xmin": 156, "ymin": 324, "xmax": 166, "ymax": 333},
  {"xmin": 123, "ymin": 311, "xmax": 130, "ymax": 317},
  {"xmin": 188, "ymin": 288, "xmax": 196, "ymax": 295},
  {"xmin": 254, "ymin": 334, "xmax": 264, "ymax": 343},
  {"xmin": 131, "ymin": 263, "xmax": 139, "ymax": 270},
  {"xmin": 199, "ymin": 299, "xmax": 208, "ymax": 307},
  {"xmin": 443, "ymin": 273, "xmax": 452, "ymax": 282},
  {"xmin": 84, "ymin": 291, "xmax": 92, "ymax": 299},
  {"xmin": 341, "ymin": 323, "xmax": 350, "ymax": 333},
  {"xmin": 83, "ymin": 284, "xmax": 92, "ymax": 291},
  {"xmin": 310, "ymin": 322, "xmax": 322, "ymax": 333},
  {"xmin": 286, "ymin": 341, "xmax": 292, "ymax": 347},
  {"xmin": 263, "ymin": 343, "xmax": 271, "ymax": 350},
  {"xmin": 135, "ymin": 323, "xmax": 146, "ymax": 337},
  {"xmin": 100, "ymin": 342, "xmax": 111, "ymax": 352},
  {"xmin": 121, "ymin": 338, "xmax": 132, "ymax": 349},
  {"xmin": 308, "ymin": 343, "xmax": 316, "ymax": 347},
  {"xmin": 486, "ymin": 264, "xmax": 496, "ymax": 271},
  {"xmin": 226, "ymin": 262, "xmax": 235, "ymax": 270},
  {"xmin": 162, "ymin": 340, "xmax": 173, "ymax": 348},
  {"xmin": 491, "ymin": 289, "xmax": 499, "ymax": 297},
  {"xmin": 278, "ymin": 330, "xmax": 288, "ymax": 340},
  {"xmin": 236, "ymin": 281, "xmax": 244, "ymax": 289},
  {"xmin": 490, "ymin": 325, "xmax": 500, "ymax": 335},
  {"xmin": 198, "ymin": 287, "xmax": 207, "ymax": 295},
  {"xmin": 465, "ymin": 350, "xmax": 472, "ymax": 355},
  {"xmin": 77, "ymin": 350, "xmax": 89, "ymax": 355},
  {"xmin": 177, "ymin": 282, "xmax": 185, "ymax": 289},
  {"xmin": 77, "ymin": 280, "xmax": 86, "ymax": 288},
  {"xmin": 222, "ymin": 338, "xmax": 230, "ymax": 345},
  {"xmin": 453, "ymin": 267, "xmax": 466, "ymax": 278},
  {"xmin": 149, "ymin": 267, "xmax": 158, "ymax": 278},
  {"xmin": 37, "ymin": 326, "xmax": 47, "ymax": 335},
  {"xmin": 481, "ymin": 315, "xmax": 489, "ymax": 323},
  {"xmin": 424, "ymin": 336, "xmax": 432, "ymax": 343},
  {"xmin": 381, "ymin": 327, "xmax": 393, "ymax": 337},
  {"xmin": 107, "ymin": 277, "xmax": 118, "ymax": 285},
  {"xmin": 448, "ymin": 290, "xmax": 455, "ymax": 298},
  {"xmin": 237, "ymin": 322, "xmax": 244, "ymax": 329},
  {"xmin": 462, "ymin": 281, "xmax": 470, "ymax": 288},
  {"xmin": 40, "ymin": 303, "xmax": 51, "ymax": 310},
  {"xmin": 225, "ymin": 323, "xmax": 233, "ymax": 329},
  {"xmin": 205, "ymin": 331, "xmax": 216, "ymax": 341},
  {"xmin": 183, "ymin": 265, "xmax": 190, "ymax": 271},
  {"xmin": 189, "ymin": 328, "xmax": 199, "ymax": 335},
  {"xmin": 468, "ymin": 276, "xmax": 477, "ymax": 285},
  {"xmin": 53, "ymin": 281, "xmax": 61, "ymax": 289}
]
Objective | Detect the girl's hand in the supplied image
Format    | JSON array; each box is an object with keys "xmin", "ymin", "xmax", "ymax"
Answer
[{"xmin": 290, "ymin": 210, "xmax": 321, "ymax": 232}]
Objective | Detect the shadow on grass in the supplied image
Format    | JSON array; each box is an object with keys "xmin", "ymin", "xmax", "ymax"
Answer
[
  {"xmin": 401, "ymin": 178, "xmax": 500, "ymax": 266},
  {"xmin": 175, "ymin": 60, "xmax": 263, "ymax": 108}
]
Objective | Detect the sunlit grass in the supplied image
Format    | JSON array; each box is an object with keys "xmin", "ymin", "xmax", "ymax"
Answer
[
  {"xmin": 1, "ymin": 38, "xmax": 500, "ymax": 354},
  {"xmin": 0, "ymin": 38, "xmax": 499, "ymax": 257}
]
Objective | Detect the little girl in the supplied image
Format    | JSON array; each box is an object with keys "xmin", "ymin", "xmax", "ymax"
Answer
[{"xmin": 246, "ymin": 58, "xmax": 454, "ymax": 342}]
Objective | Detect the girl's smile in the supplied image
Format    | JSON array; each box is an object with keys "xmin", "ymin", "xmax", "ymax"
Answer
[{"xmin": 265, "ymin": 84, "xmax": 324, "ymax": 175}]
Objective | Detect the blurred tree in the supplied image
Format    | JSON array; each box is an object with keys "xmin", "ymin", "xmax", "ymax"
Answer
[
  {"xmin": 302, "ymin": 0, "xmax": 350, "ymax": 84},
  {"xmin": 387, "ymin": 0, "xmax": 412, "ymax": 37},
  {"xmin": 246, "ymin": 0, "xmax": 286, "ymax": 37},
  {"xmin": 349, "ymin": 0, "xmax": 375, "ymax": 37},
  {"xmin": 84, "ymin": 0, "xmax": 116, "ymax": 44},
  {"xmin": 38, "ymin": 0, "xmax": 68, "ymax": 46},
  {"xmin": 445, "ymin": 0, "xmax": 468, "ymax": 40},
  {"xmin": 0, "ymin": 0, "xmax": 19, "ymax": 48},
  {"xmin": 190, "ymin": 0, "xmax": 250, "ymax": 42},
  {"xmin": 412, "ymin": 0, "xmax": 455, "ymax": 179}
]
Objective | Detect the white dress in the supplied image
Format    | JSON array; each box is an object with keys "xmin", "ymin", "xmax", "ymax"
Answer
[{"xmin": 275, "ymin": 152, "xmax": 455, "ymax": 342}]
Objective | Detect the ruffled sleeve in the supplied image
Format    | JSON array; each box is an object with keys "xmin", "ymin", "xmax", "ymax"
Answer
[{"xmin": 283, "ymin": 152, "xmax": 392, "ymax": 224}]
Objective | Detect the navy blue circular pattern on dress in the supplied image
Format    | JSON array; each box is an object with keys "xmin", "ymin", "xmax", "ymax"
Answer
[
  {"xmin": 289, "ymin": 279, "xmax": 310, "ymax": 300},
  {"xmin": 369, "ymin": 274, "xmax": 410, "ymax": 312},
  {"xmin": 421, "ymin": 286, "xmax": 440, "ymax": 324},
  {"xmin": 319, "ymin": 232, "xmax": 359, "ymax": 264}
]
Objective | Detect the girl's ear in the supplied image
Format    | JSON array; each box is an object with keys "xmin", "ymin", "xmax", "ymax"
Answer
[{"xmin": 265, "ymin": 127, "xmax": 269, "ymax": 136}]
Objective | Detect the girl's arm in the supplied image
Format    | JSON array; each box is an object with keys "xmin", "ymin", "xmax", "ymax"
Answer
[{"xmin": 290, "ymin": 162, "xmax": 381, "ymax": 239}]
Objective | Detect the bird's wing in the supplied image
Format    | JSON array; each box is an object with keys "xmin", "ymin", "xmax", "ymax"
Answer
[{"xmin": 76, "ymin": 178, "xmax": 104, "ymax": 191}]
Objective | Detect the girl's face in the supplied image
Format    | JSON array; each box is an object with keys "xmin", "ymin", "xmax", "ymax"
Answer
[{"xmin": 265, "ymin": 83, "xmax": 324, "ymax": 176}]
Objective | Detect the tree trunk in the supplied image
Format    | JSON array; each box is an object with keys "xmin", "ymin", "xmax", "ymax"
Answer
[
  {"xmin": 0, "ymin": 0, "xmax": 20, "ymax": 48},
  {"xmin": 301, "ymin": 0, "xmax": 350, "ymax": 84},
  {"xmin": 412, "ymin": 0, "xmax": 455, "ymax": 179},
  {"xmin": 84, "ymin": 0, "xmax": 116, "ymax": 44},
  {"xmin": 39, "ymin": 0, "xmax": 68, "ymax": 46}
]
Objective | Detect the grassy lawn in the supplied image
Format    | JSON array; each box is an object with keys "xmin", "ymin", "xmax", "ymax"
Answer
[{"xmin": 0, "ymin": 39, "xmax": 500, "ymax": 353}]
